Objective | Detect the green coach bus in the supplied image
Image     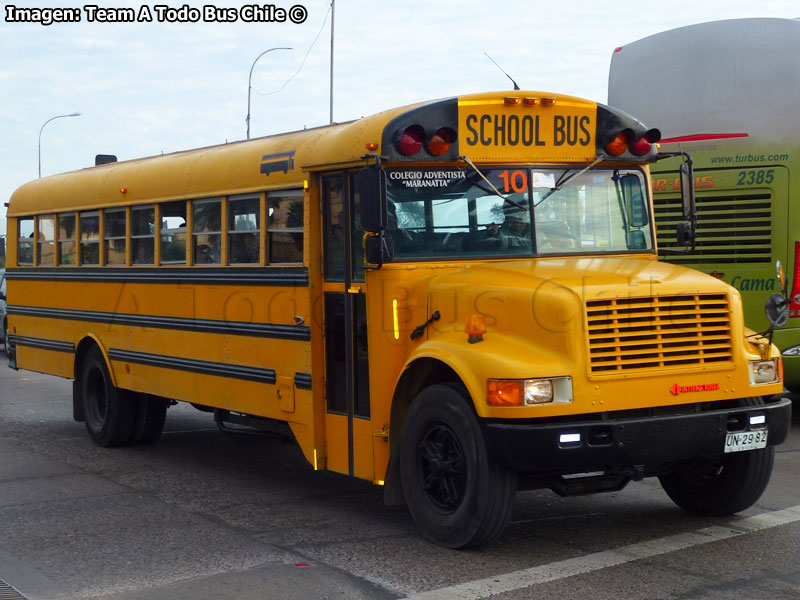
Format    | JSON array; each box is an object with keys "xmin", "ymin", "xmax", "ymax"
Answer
[{"xmin": 609, "ymin": 17, "xmax": 800, "ymax": 391}]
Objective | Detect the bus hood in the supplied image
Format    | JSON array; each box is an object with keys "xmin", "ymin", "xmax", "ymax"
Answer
[
  {"xmin": 425, "ymin": 255, "xmax": 734, "ymax": 304},
  {"xmin": 421, "ymin": 255, "xmax": 740, "ymax": 354}
]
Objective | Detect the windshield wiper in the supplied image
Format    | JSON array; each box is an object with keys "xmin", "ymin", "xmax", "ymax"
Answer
[
  {"xmin": 459, "ymin": 155, "xmax": 526, "ymax": 210},
  {"xmin": 535, "ymin": 155, "xmax": 605, "ymax": 207}
]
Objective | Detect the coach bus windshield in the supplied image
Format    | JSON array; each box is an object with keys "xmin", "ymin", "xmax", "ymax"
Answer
[{"xmin": 385, "ymin": 167, "xmax": 653, "ymax": 259}]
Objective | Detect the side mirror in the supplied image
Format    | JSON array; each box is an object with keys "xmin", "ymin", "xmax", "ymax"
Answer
[
  {"xmin": 765, "ymin": 293, "xmax": 790, "ymax": 328},
  {"xmin": 680, "ymin": 160, "xmax": 696, "ymax": 219},
  {"xmin": 620, "ymin": 174, "xmax": 647, "ymax": 228},
  {"xmin": 356, "ymin": 163, "xmax": 387, "ymax": 232},
  {"xmin": 675, "ymin": 221, "xmax": 694, "ymax": 246},
  {"xmin": 364, "ymin": 234, "xmax": 394, "ymax": 266}
]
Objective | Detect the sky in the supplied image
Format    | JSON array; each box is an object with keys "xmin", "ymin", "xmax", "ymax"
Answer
[{"xmin": 1, "ymin": 0, "xmax": 798, "ymax": 238}]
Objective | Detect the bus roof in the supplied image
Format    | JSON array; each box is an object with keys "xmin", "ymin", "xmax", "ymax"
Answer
[
  {"xmin": 8, "ymin": 90, "xmax": 650, "ymax": 217},
  {"xmin": 608, "ymin": 18, "xmax": 800, "ymax": 141}
]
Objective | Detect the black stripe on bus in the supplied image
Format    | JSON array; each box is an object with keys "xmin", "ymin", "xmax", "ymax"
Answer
[
  {"xmin": 294, "ymin": 372, "xmax": 312, "ymax": 390},
  {"xmin": 4, "ymin": 267, "xmax": 309, "ymax": 287},
  {"xmin": 107, "ymin": 348, "xmax": 277, "ymax": 385},
  {"xmin": 9, "ymin": 334, "xmax": 75, "ymax": 354},
  {"xmin": 7, "ymin": 305, "xmax": 311, "ymax": 342}
]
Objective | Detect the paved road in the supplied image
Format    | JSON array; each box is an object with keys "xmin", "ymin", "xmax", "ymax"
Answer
[{"xmin": 1, "ymin": 365, "xmax": 799, "ymax": 600}]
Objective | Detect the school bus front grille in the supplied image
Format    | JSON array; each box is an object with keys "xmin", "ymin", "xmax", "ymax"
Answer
[
  {"xmin": 586, "ymin": 294, "xmax": 733, "ymax": 375},
  {"xmin": 653, "ymin": 192, "xmax": 772, "ymax": 264}
]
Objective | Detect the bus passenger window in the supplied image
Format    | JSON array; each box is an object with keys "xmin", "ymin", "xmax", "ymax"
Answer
[
  {"xmin": 80, "ymin": 211, "xmax": 100, "ymax": 265},
  {"xmin": 18, "ymin": 217, "xmax": 34, "ymax": 265},
  {"xmin": 131, "ymin": 206, "xmax": 155, "ymax": 265},
  {"xmin": 268, "ymin": 191, "xmax": 303, "ymax": 264},
  {"xmin": 104, "ymin": 209, "xmax": 126, "ymax": 265},
  {"xmin": 161, "ymin": 200, "xmax": 187, "ymax": 264},
  {"xmin": 228, "ymin": 194, "xmax": 260, "ymax": 264},
  {"xmin": 193, "ymin": 199, "xmax": 221, "ymax": 265},
  {"xmin": 37, "ymin": 214, "xmax": 55, "ymax": 266},
  {"xmin": 58, "ymin": 214, "xmax": 76, "ymax": 265}
]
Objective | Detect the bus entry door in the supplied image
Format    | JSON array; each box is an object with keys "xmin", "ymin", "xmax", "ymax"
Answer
[{"xmin": 321, "ymin": 173, "xmax": 373, "ymax": 479}]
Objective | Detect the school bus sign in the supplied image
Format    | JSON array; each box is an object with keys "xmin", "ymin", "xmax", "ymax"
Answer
[{"xmin": 457, "ymin": 95, "xmax": 595, "ymax": 162}]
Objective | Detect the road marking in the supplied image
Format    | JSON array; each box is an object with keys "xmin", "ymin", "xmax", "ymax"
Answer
[{"xmin": 403, "ymin": 505, "xmax": 800, "ymax": 600}]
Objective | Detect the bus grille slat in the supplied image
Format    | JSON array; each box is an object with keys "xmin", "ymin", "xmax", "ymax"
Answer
[
  {"xmin": 654, "ymin": 192, "xmax": 773, "ymax": 264},
  {"xmin": 585, "ymin": 294, "xmax": 733, "ymax": 375}
]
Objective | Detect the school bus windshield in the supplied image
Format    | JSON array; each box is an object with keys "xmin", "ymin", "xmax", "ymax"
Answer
[{"xmin": 386, "ymin": 166, "xmax": 653, "ymax": 259}]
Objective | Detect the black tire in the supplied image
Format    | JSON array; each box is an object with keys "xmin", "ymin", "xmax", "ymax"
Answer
[
  {"xmin": 130, "ymin": 394, "xmax": 169, "ymax": 445},
  {"xmin": 80, "ymin": 346, "xmax": 137, "ymax": 447},
  {"xmin": 400, "ymin": 384, "xmax": 517, "ymax": 548},
  {"xmin": 659, "ymin": 397, "xmax": 774, "ymax": 516}
]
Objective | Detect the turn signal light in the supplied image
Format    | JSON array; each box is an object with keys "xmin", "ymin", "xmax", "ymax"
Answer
[{"xmin": 488, "ymin": 380, "xmax": 522, "ymax": 406}]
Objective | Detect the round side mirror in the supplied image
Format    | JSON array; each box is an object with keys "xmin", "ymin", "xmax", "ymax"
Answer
[{"xmin": 765, "ymin": 293, "xmax": 790, "ymax": 328}]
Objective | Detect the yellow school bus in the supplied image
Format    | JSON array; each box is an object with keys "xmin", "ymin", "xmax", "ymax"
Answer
[{"xmin": 5, "ymin": 91, "xmax": 792, "ymax": 548}]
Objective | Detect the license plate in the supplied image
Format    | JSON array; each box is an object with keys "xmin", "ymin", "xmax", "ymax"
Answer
[{"xmin": 724, "ymin": 430, "xmax": 768, "ymax": 453}]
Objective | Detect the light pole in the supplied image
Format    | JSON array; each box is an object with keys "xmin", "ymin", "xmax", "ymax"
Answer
[
  {"xmin": 38, "ymin": 112, "xmax": 81, "ymax": 178},
  {"xmin": 246, "ymin": 47, "xmax": 291, "ymax": 140}
]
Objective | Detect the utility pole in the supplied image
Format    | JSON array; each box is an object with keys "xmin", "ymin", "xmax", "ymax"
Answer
[{"xmin": 329, "ymin": 0, "xmax": 335, "ymax": 124}]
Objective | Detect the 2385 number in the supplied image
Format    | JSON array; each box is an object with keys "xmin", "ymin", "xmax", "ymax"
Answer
[{"xmin": 737, "ymin": 169, "xmax": 775, "ymax": 185}]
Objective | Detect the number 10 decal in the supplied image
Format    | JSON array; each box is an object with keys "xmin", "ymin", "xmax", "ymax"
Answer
[{"xmin": 498, "ymin": 170, "xmax": 528, "ymax": 193}]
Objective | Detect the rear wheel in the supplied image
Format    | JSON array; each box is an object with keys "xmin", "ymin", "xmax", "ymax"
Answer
[
  {"xmin": 659, "ymin": 397, "xmax": 774, "ymax": 516},
  {"xmin": 130, "ymin": 394, "xmax": 169, "ymax": 445},
  {"xmin": 400, "ymin": 384, "xmax": 517, "ymax": 548},
  {"xmin": 80, "ymin": 346, "xmax": 137, "ymax": 447}
]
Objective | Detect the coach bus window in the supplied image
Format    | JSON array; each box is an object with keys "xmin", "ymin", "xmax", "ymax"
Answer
[
  {"xmin": 58, "ymin": 214, "xmax": 76, "ymax": 265},
  {"xmin": 37, "ymin": 214, "xmax": 55, "ymax": 266},
  {"xmin": 131, "ymin": 206, "xmax": 155, "ymax": 265},
  {"xmin": 104, "ymin": 209, "xmax": 126, "ymax": 265},
  {"xmin": 193, "ymin": 199, "xmax": 221, "ymax": 265},
  {"xmin": 161, "ymin": 201, "xmax": 187, "ymax": 264},
  {"xmin": 268, "ymin": 190, "xmax": 303, "ymax": 264},
  {"xmin": 80, "ymin": 211, "xmax": 100, "ymax": 265},
  {"xmin": 228, "ymin": 194, "xmax": 260, "ymax": 264},
  {"xmin": 18, "ymin": 217, "xmax": 34, "ymax": 265}
]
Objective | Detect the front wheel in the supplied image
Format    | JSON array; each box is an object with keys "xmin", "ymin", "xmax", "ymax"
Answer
[
  {"xmin": 400, "ymin": 384, "xmax": 517, "ymax": 548},
  {"xmin": 659, "ymin": 398, "xmax": 774, "ymax": 516}
]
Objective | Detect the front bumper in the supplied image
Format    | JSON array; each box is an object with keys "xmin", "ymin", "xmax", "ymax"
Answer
[{"xmin": 484, "ymin": 397, "xmax": 792, "ymax": 474}]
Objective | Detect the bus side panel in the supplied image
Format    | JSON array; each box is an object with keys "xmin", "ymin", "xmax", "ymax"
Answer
[{"xmin": 9, "ymin": 275, "xmax": 317, "ymax": 429}]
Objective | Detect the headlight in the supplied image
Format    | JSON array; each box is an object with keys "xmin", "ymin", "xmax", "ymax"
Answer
[
  {"xmin": 488, "ymin": 377, "xmax": 572, "ymax": 406},
  {"xmin": 749, "ymin": 359, "xmax": 779, "ymax": 385},
  {"xmin": 782, "ymin": 345, "xmax": 800, "ymax": 357},
  {"xmin": 525, "ymin": 379, "xmax": 553, "ymax": 404}
]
